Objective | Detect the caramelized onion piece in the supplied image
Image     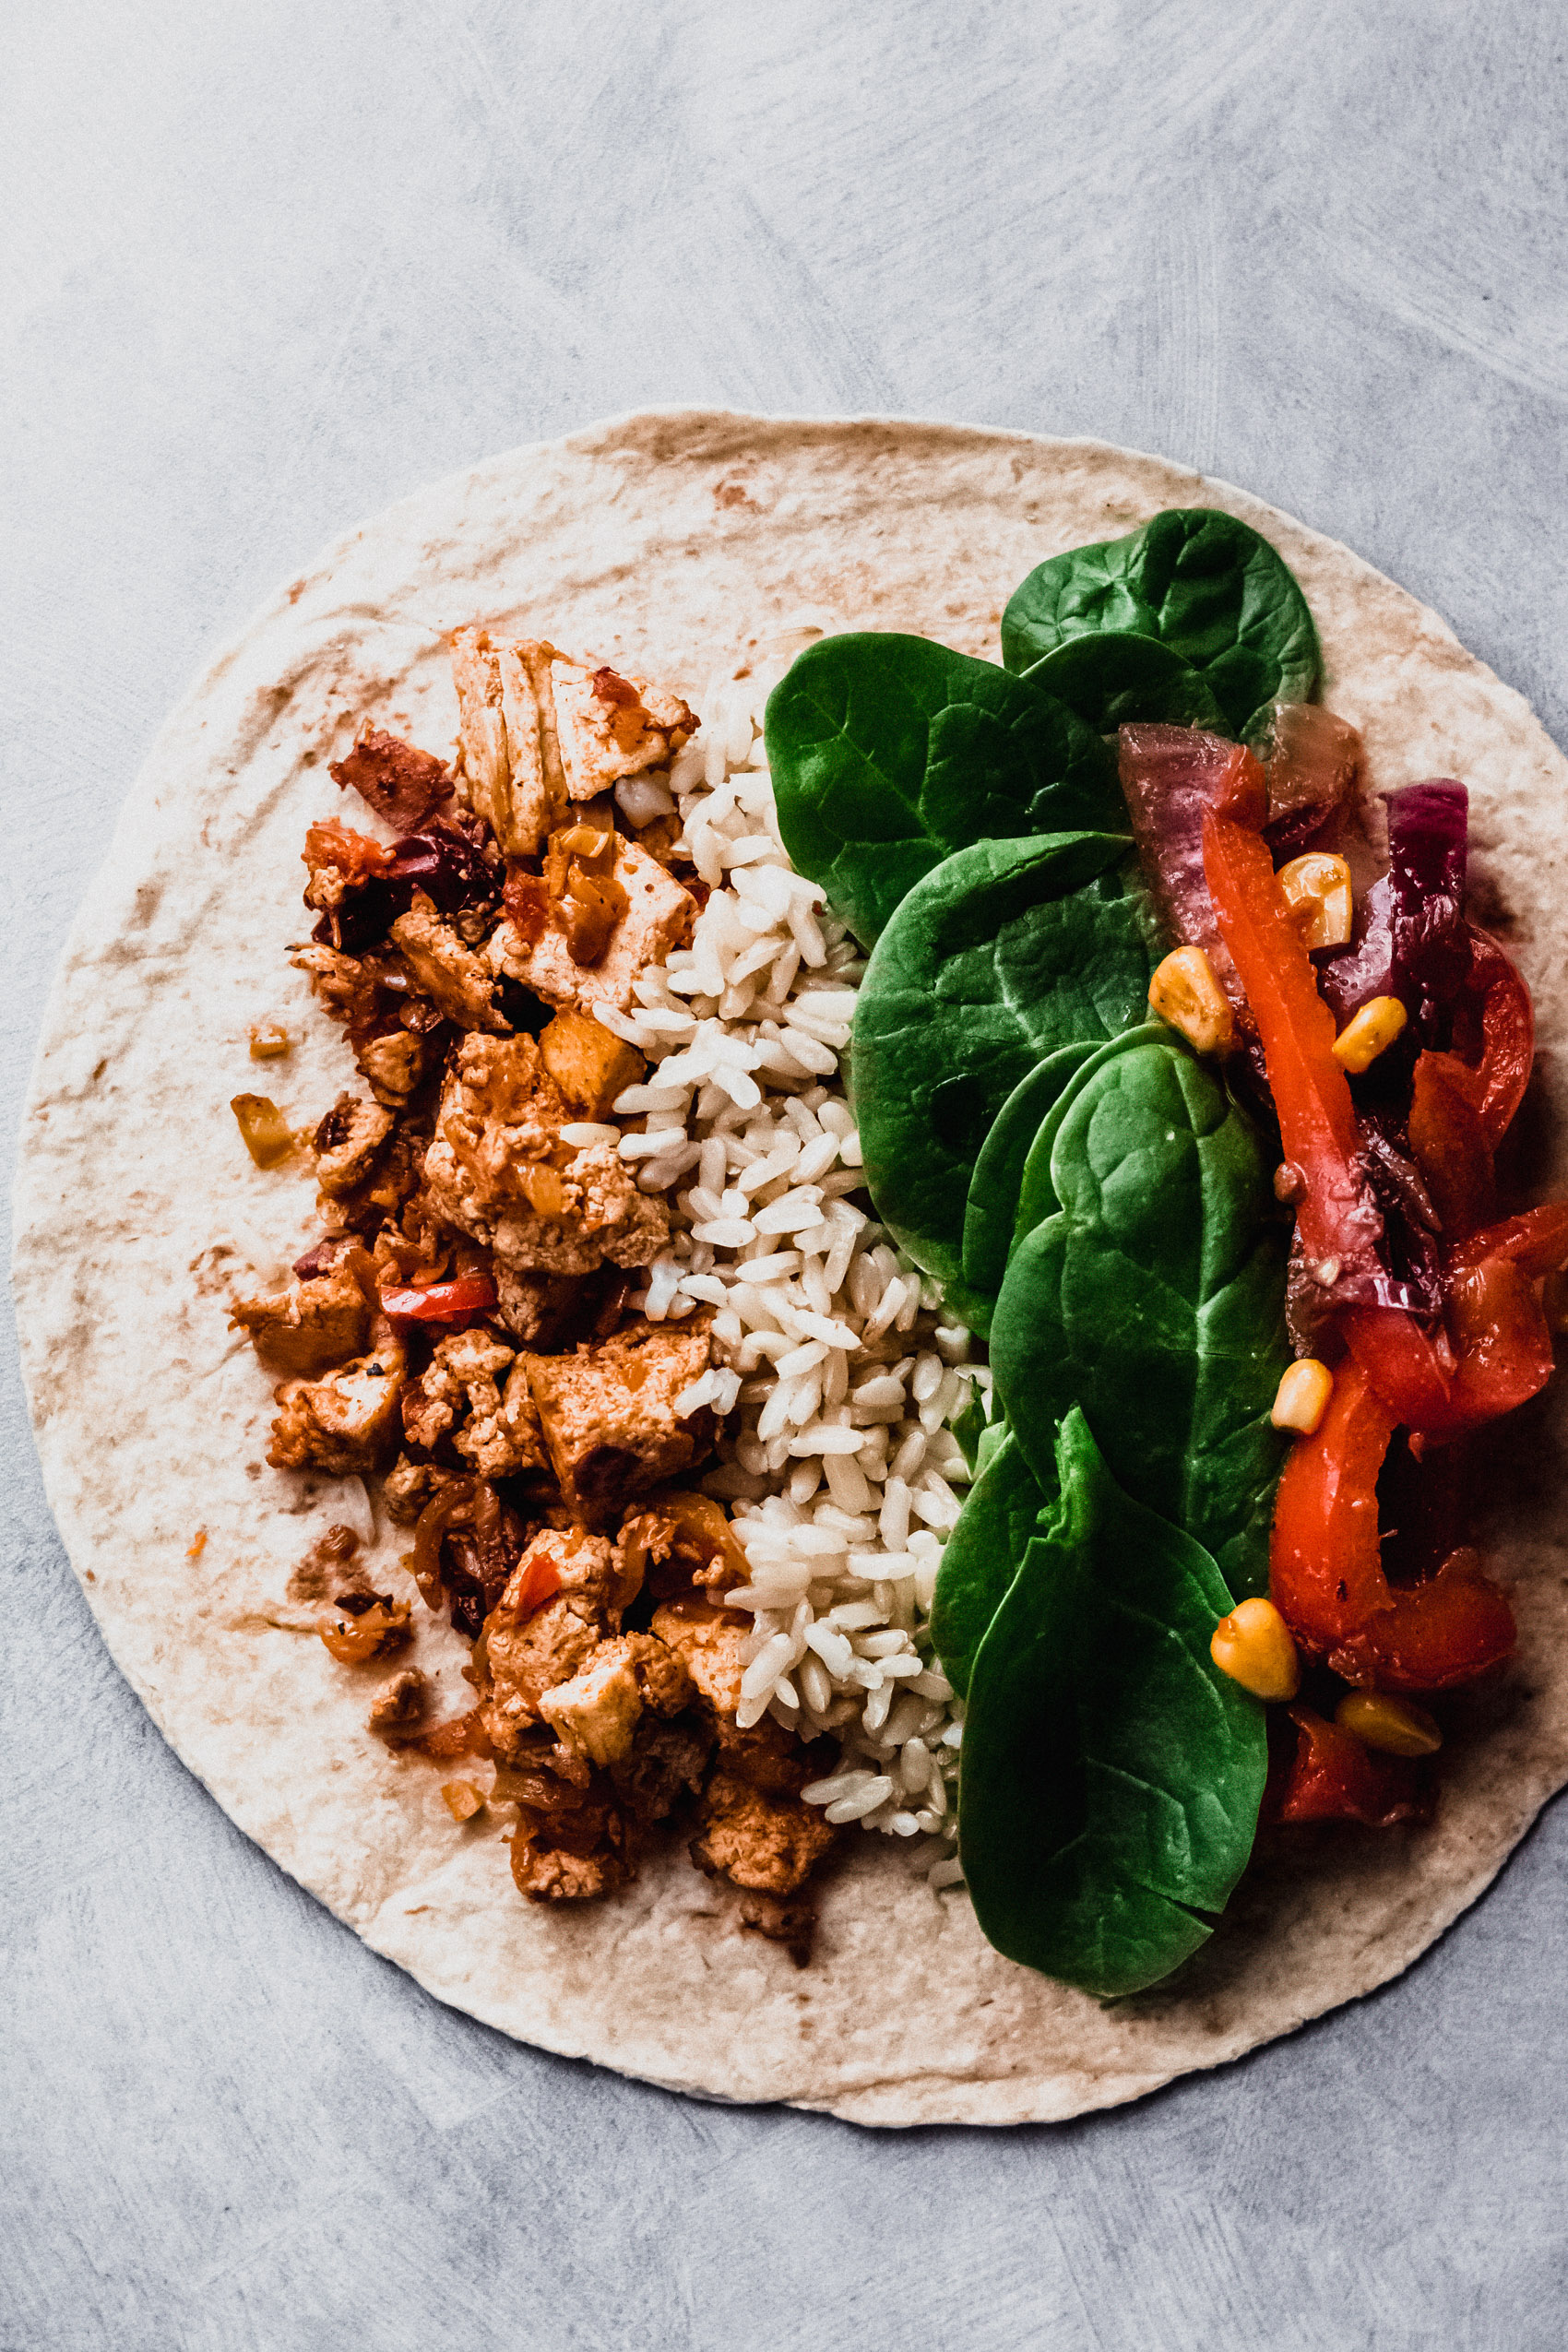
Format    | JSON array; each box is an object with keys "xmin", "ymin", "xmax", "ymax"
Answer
[
  {"xmin": 231, "ymin": 1093, "xmax": 295, "ymax": 1168},
  {"xmin": 318, "ymin": 1595, "xmax": 411, "ymax": 1664}
]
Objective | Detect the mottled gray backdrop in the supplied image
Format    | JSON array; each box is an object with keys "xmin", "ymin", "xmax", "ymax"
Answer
[{"xmin": 6, "ymin": 4, "xmax": 1567, "ymax": 2346}]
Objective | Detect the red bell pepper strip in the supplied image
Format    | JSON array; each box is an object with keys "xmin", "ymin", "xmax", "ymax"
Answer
[
  {"xmin": 1270, "ymin": 1357, "xmax": 1515, "ymax": 1690},
  {"xmin": 1201, "ymin": 773, "xmax": 1384, "ymax": 1277},
  {"xmin": 1408, "ymin": 1053, "xmax": 1495, "ymax": 1241},
  {"xmin": 1266, "ymin": 1705, "xmax": 1431, "ymax": 1827},
  {"xmin": 1204, "ymin": 785, "xmax": 1564, "ymax": 1438},
  {"xmin": 380, "ymin": 1274, "xmax": 498, "ymax": 1324},
  {"xmin": 1426, "ymin": 929, "xmax": 1534, "ymax": 1146},
  {"xmin": 1342, "ymin": 1201, "xmax": 1568, "ymax": 1439}
]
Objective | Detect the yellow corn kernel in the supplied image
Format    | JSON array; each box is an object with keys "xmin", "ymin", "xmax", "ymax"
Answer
[
  {"xmin": 1335, "ymin": 1691, "xmax": 1442, "ymax": 1757},
  {"xmin": 1148, "ymin": 945, "xmax": 1236, "ymax": 1058},
  {"xmin": 1277, "ymin": 852, "xmax": 1354, "ymax": 950},
  {"xmin": 1210, "ymin": 1598, "xmax": 1301, "ymax": 1702},
  {"xmin": 1331, "ymin": 994, "xmax": 1408, "ymax": 1073},
  {"xmin": 1271, "ymin": 1358, "xmax": 1333, "ymax": 1435},
  {"xmin": 441, "ymin": 1779, "xmax": 487, "ymax": 1823}
]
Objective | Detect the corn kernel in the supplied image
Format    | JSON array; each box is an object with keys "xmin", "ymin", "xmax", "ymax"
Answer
[
  {"xmin": 1277, "ymin": 852, "xmax": 1354, "ymax": 950},
  {"xmin": 441, "ymin": 1779, "xmax": 487, "ymax": 1823},
  {"xmin": 1335, "ymin": 1691, "xmax": 1442, "ymax": 1757},
  {"xmin": 1331, "ymin": 994, "xmax": 1408, "ymax": 1074},
  {"xmin": 1271, "ymin": 1358, "xmax": 1333, "ymax": 1435},
  {"xmin": 1148, "ymin": 945, "xmax": 1236, "ymax": 1058},
  {"xmin": 249, "ymin": 1020, "xmax": 291, "ymax": 1060},
  {"xmin": 1210, "ymin": 1598, "xmax": 1301, "ymax": 1701}
]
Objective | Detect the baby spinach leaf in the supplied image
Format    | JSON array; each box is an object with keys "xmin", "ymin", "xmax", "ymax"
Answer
[
  {"xmin": 1020, "ymin": 632, "xmax": 1228, "ymax": 734},
  {"xmin": 990, "ymin": 1032, "xmax": 1289, "ymax": 1600},
  {"xmin": 1009, "ymin": 1023, "xmax": 1168, "ymax": 1250},
  {"xmin": 959, "ymin": 1042, "xmax": 1100, "ymax": 1319},
  {"xmin": 930, "ymin": 1428, "xmax": 1046, "ymax": 1700},
  {"xmin": 850, "ymin": 834, "xmax": 1159, "ymax": 1285},
  {"xmin": 1002, "ymin": 508, "xmax": 1322, "ymax": 742},
  {"xmin": 959, "ymin": 1408, "xmax": 1267, "ymax": 2000},
  {"xmin": 764, "ymin": 634, "xmax": 1124, "ymax": 946}
]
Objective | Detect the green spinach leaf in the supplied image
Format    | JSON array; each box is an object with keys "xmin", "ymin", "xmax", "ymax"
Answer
[
  {"xmin": 1020, "ymin": 632, "xmax": 1228, "ymax": 733},
  {"xmin": 1002, "ymin": 508, "xmax": 1321, "ymax": 741},
  {"xmin": 1009, "ymin": 1023, "xmax": 1168, "ymax": 1249},
  {"xmin": 850, "ymin": 834, "xmax": 1159, "ymax": 1285},
  {"xmin": 990, "ymin": 1032, "xmax": 1289, "ymax": 1600},
  {"xmin": 764, "ymin": 634, "xmax": 1124, "ymax": 946},
  {"xmin": 959, "ymin": 1042, "xmax": 1100, "ymax": 1318},
  {"xmin": 930, "ymin": 1428, "xmax": 1046, "ymax": 1700},
  {"xmin": 959, "ymin": 1408, "xmax": 1267, "ymax": 2000}
]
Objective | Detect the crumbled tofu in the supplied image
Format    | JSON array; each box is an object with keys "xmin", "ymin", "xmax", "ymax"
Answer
[
  {"xmin": 450, "ymin": 628, "xmax": 568, "ymax": 860},
  {"xmin": 483, "ymin": 1593, "xmax": 600, "ymax": 1759},
  {"xmin": 313, "ymin": 1095, "xmax": 395, "ymax": 1197},
  {"xmin": 355, "ymin": 1028, "xmax": 431, "ymax": 1106},
  {"xmin": 688, "ymin": 1771, "xmax": 837, "ymax": 1897},
  {"xmin": 537, "ymin": 1008, "xmax": 645, "ymax": 1121},
  {"xmin": 424, "ymin": 1034, "xmax": 667, "ymax": 1276},
  {"xmin": 268, "ymin": 1341, "xmax": 406, "ymax": 1475},
  {"xmin": 490, "ymin": 836, "xmax": 695, "ymax": 1016},
  {"xmin": 648, "ymin": 1598, "xmax": 751, "ymax": 1716},
  {"xmin": 390, "ymin": 893, "xmax": 506, "ymax": 1030},
  {"xmin": 538, "ymin": 1633, "xmax": 693, "ymax": 1768},
  {"xmin": 480, "ymin": 1526, "xmax": 630, "ymax": 1758},
  {"xmin": 510, "ymin": 1812, "xmax": 632, "ymax": 1904},
  {"xmin": 367, "ymin": 1668, "xmax": 428, "ymax": 1735},
  {"xmin": 230, "ymin": 1258, "xmax": 371, "ymax": 1377},
  {"xmin": 399, "ymin": 1328, "xmax": 546, "ymax": 1477},
  {"xmin": 381, "ymin": 1453, "xmax": 462, "ymax": 1525},
  {"xmin": 518, "ymin": 1316, "xmax": 715, "ymax": 1526},
  {"xmin": 493, "ymin": 1265, "xmax": 585, "ymax": 1346},
  {"xmin": 551, "ymin": 659, "xmax": 696, "ymax": 802}
]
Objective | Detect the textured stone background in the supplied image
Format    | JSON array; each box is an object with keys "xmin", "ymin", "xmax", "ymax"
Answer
[{"xmin": 6, "ymin": 4, "xmax": 1568, "ymax": 2345}]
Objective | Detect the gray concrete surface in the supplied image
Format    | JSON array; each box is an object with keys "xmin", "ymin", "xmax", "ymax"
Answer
[{"xmin": 6, "ymin": 3, "xmax": 1568, "ymax": 2345}]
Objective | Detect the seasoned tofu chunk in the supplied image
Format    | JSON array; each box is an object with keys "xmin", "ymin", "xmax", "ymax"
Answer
[
  {"xmin": 539, "ymin": 1633, "xmax": 693, "ymax": 1768},
  {"xmin": 313, "ymin": 1094, "xmax": 395, "ymax": 1197},
  {"xmin": 230, "ymin": 1256, "xmax": 371, "ymax": 1377},
  {"xmin": 450, "ymin": 628, "xmax": 569, "ymax": 861},
  {"xmin": 551, "ymin": 659, "xmax": 696, "ymax": 802},
  {"xmin": 398, "ymin": 1328, "xmax": 546, "ymax": 1477},
  {"xmin": 490, "ymin": 836, "xmax": 695, "ymax": 1016},
  {"xmin": 424, "ymin": 1034, "xmax": 667, "ymax": 1276},
  {"xmin": 537, "ymin": 1008, "xmax": 645, "ymax": 1122},
  {"xmin": 268, "ymin": 1338, "xmax": 406, "ymax": 1475},
  {"xmin": 689, "ymin": 1771, "xmax": 837, "ymax": 1896},
  {"xmin": 518, "ymin": 1316, "xmax": 715, "ymax": 1525},
  {"xmin": 648, "ymin": 1597, "xmax": 751, "ymax": 1716},
  {"xmin": 481, "ymin": 1526, "xmax": 624, "ymax": 1758},
  {"xmin": 354, "ymin": 1028, "xmax": 431, "ymax": 1107},
  {"xmin": 389, "ymin": 893, "xmax": 506, "ymax": 1030}
]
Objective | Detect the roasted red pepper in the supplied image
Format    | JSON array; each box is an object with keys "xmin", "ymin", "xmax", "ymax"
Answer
[
  {"xmin": 380, "ymin": 1274, "xmax": 498, "ymax": 1324},
  {"xmin": 1204, "ymin": 778, "xmax": 1566, "ymax": 1439},
  {"xmin": 1270, "ymin": 1357, "xmax": 1515, "ymax": 1691},
  {"xmin": 1429, "ymin": 928, "xmax": 1534, "ymax": 1147},
  {"xmin": 1266, "ymin": 1705, "xmax": 1431, "ymax": 1827},
  {"xmin": 1201, "ymin": 769, "xmax": 1384, "ymax": 1281}
]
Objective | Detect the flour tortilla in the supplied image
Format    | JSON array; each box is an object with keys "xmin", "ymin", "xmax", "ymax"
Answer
[{"xmin": 15, "ymin": 410, "xmax": 1568, "ymax": 2127}]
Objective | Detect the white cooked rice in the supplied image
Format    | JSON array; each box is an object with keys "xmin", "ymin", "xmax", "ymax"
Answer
[{"xmin": 607, "ymin": 641, "xmax": 981, "ymax": 1882}]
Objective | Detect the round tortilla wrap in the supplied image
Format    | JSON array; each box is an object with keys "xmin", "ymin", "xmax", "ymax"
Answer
[{"xmin": 15, "ymin": 410, "xmax": 1568, "ymax": 2127}]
